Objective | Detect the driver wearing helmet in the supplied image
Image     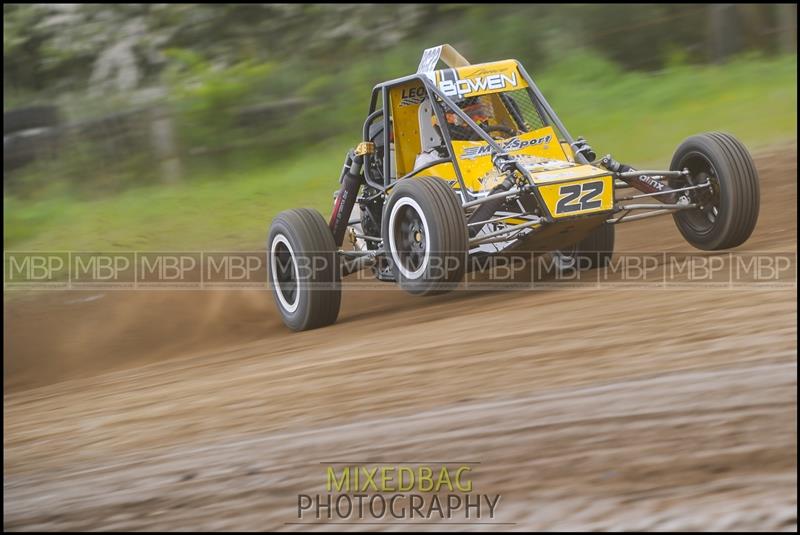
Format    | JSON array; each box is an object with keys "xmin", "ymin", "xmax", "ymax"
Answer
[
  {"xmin": 415, "ymin": 95, "xmax": 509, "ymax": 168},
  {"xmin": 432, "ymin": 96, "xmax": 497, "ymax": 142}
]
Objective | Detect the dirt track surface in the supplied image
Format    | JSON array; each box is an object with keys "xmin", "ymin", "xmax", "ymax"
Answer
[{"xmin": 4, "ymin": 144, "xmax": 798, "ymax": 531}]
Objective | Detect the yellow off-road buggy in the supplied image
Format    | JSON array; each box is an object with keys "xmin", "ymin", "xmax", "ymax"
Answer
[{"xmin": 268, "ymin": 45, "xmax": 760, "ymax": 331}]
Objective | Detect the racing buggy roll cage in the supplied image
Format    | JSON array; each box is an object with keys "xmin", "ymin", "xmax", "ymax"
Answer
[{"xmin": 329, "ymin": 56, "xmax": 709, "ymax": 255}]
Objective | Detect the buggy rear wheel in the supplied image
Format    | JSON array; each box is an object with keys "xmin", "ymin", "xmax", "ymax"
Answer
[
  {"xmin": 553, "ymin": 223, "xmax": 615, "ymax": 271},
  {"xmin": 670, "ymin": 132, "xmax": 759, "ymax": 250},
  {"xmin": 268, "ymin": 208, "xmax": 341, "ymax": 331},
  {"xmin": 382, "ymin": 176, "xmax": 468, "ymax": 295}
]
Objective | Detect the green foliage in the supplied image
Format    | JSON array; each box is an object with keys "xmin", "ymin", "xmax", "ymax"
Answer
[
  {"xmin": 575, "ymin": 4, "xmax": 711, "ymax": 70},
  {"xmin": 4, "ymin": 143, "xmax": 346, "ymax": 251},
  {"xmin": 164, "ymin": 49, "xmax": 273, "ymax": 148},
  {"xmin": 537, "ymin": 53, "xmax": 797, "ymax": 165},
  {"xmin": 5, "ymin": 4, "xmax": 791, "ymax": 100}
]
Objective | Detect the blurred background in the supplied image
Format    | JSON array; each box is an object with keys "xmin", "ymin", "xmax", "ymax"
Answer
[{"xmin": 3, "ymin": 3, "xmax": 797, "ymax": 251}]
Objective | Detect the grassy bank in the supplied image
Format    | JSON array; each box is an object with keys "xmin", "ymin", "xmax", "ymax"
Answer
[{"xmin": 4, "ymin": 54, "xmax": 796, "ymax": 252}]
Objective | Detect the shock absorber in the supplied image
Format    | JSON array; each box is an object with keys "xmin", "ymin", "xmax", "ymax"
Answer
[
  {"xmin": 467, "ymin": 152, "xmax": 517, "ymax": 238},
  {"xmin": 467, "ymin": 173, "xmax": 515, "ymax": 238},
  {"xmin": 600, "ymin": 154, "xmax": 677, "ymax": 202},
  {"xmin": 329, "ymin": 150, "xmax": 363, "ymax": 246}
]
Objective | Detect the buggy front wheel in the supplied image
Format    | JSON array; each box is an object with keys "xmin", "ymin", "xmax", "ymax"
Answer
[
  {"xmin": 670, "ymin": 132, "xmax": 759, "ymax": 250},
  {"xmin": 382, "ymin": 176, "xmax": 468, "ymax": 295}
]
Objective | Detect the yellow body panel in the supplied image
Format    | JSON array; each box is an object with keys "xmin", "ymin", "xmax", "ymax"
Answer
[
  {"xmin": 526, "ymin": 164, "xmax": 608, "ymax": 184},
  {"xmin": 560, "ymin": 142, "xmax": 576, "ymax": 162},
  {"xmin": 389, "ymin": 81, "xmax": 426, "ymax": 177},
  {"xmin": 421, "ymin": 161, "xmax": 459, "ymax": 182},
  {"xmin": 450, "ymin": 127, "xmax": 566, "ymax": 191},
  {"xmin": 538, "ymin": 176, "xmax": 614, "ymax": 219}
]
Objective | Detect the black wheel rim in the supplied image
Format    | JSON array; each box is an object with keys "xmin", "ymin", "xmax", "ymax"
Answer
[
  {"xmin": 676, "ymin": 151, "xmax": 722, "ymax": 235},
  {"xmin": 392, "ymin": 204, "xmax": 427, "ymax": 275}
]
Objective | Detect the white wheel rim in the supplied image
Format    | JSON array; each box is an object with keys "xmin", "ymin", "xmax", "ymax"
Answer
[
  {"xmin": 388, "ymin": 197, "xmax": 431, "ymax": 280},
  {"xmin": 270, "ymin": 234, "xmax": 299, "ymax": 313}
]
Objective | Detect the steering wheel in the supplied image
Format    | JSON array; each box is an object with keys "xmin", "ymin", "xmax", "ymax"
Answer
[{"xmin": 480, "ymin": 124, "xmax": 516, "ymax": 139}]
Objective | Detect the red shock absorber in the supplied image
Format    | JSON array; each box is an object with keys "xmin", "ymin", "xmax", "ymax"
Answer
[{"xmin": 329, "ymin": 151, "xmax": 362, "ymax": 246}]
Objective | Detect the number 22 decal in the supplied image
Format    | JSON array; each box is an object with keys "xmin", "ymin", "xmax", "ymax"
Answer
[{"xmin": 556, "ymin": 181, "xmax": 604, "ymax": 214}]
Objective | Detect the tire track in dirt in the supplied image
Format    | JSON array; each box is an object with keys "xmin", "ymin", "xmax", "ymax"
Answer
[{"xmin": 4, "ymin": 361, "xmax": 796, "ymax": 531}]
